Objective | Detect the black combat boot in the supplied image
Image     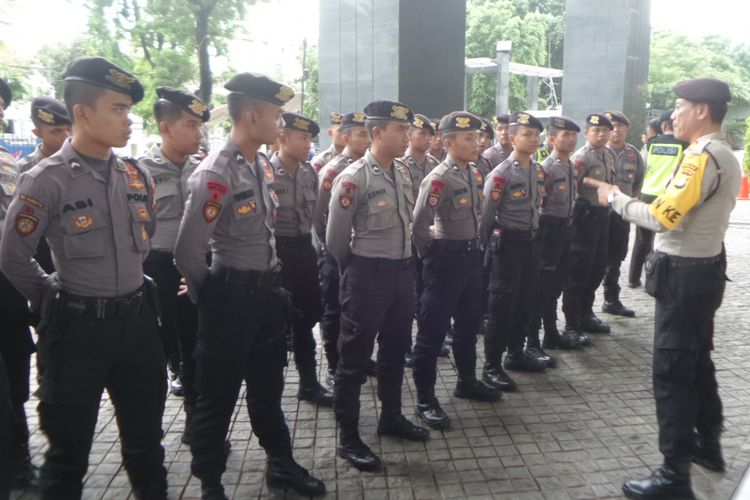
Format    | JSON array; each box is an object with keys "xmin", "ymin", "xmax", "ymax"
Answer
[
  {"xmin": 622, "ymin": 460, "xmax": 694, "ymax": 499},
  {"xmin": 266, "ymin": 454, "xmax": 326, "ymax": 496},
  {"xmin": 377, "ymin": 409, "xmax": 430, "ymax": 441},
  {"xmin": 338, "ymin": 430, "xmax": 381, "ymax": 471},
  {"xmin": 482, "ymin": 365, "xmax": 517, "ymax": 392},
  {"xmin": 579, "ymin": 313, "xmax": 611, "ymax": 334},
  {"xmin": 297, "ymin": 363, "xmax": 334, "ymax": 407},
  {"xmin": 504, "ymin": 350, "xmax": 547, "ymax": 372},
  {"xmin": 454, "ymin": 378, "xmax": 501, "ymax": 402},
  {"xmin": 415, "ymin": 396, "xmax": 451, "ymax": 430},
  {"xmin": 602, "ymin": 299, "xmax": 636, "ymax": 317}
]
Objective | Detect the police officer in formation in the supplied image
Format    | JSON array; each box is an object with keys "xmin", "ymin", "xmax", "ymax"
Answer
[
  {"xmin": 601, "ymin": 111, "xmax": 643, "ymax": 317},
  {"xmin": 586, "ymin": 77, "xmax": 739, "ymax": 500},
  {"xmin": 428, "ymin": 118, "xmax": 447, "ymax": 162},
  {"xmin": 482, "ymin": 113, "xmax": 512, "ymax": 168},
  {"xmin": 530, "ymin": 117, "xmax": 586, "ymax": 351},
  {"xmin": 312, "ymin": 111, "xmax": 373, "ymax": 387},
  {"xmin": 326, "ymin": 100, "xmax": 429, "ymax": 471},
  {"xmin": 139, "ymin": 86, "xmax": 208, "ymax": 442},
  {"xmin": 411, "ymin": 111, "xmax": 500, "ymax": 431},
  {"xmin": 628, "ymin": 110, "xmax": 687, "ymax": 288},
  {"xmin": 0, "ymin": 57, "xmax": 168, "ymax": 499},
  {"xmin": 0, "ymin": 78, "xmax": 39, "ymax": 492},
  {"xmin": 311, "ymin": 112, "xmax": 344, "ymax": 171},
  {"xmin": 562, "ymin": 113, "xmax": 616, "ymax": 339},
  {"xmin": 173, "ymin": 73, "xmax": 324, "ymax": 499},
  {"xmin": 270, "ymin": 111, "xmax": 332, "ymax": 407},
  {"xmin": 475, "ymin": 118, "xmax": 494, "ymax": 179}
]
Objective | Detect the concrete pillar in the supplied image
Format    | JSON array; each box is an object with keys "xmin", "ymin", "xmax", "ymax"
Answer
[
  {"xmin": 527, "ymin": 76, "xmax": 539, "ymax": 110},
  {"xmin": 496, "ymin": 41, "xmax": 512, "ymax": 116}
]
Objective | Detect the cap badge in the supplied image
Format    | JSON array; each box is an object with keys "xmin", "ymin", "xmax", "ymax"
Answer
[{"xmin": 105, "ymin": 69, "xmax": 135, "ymax": 89}]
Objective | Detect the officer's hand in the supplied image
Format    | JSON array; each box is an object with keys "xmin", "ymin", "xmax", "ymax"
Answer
[
  {"xmin": 177, "ymin": 277, "xmax": 189, "ymax": 297},
  {"xmin": 583, "ymin": 177, "xmax": 619, "ymax": 206}
]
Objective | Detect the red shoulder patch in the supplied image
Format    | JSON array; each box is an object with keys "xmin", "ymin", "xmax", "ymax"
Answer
[
  {"xmin": 207, "ymin": 181, "xmax": 229, "ymax": 201},
  {"xmin": 339, "ymin": 194, "xmax": 353, "ymax": 209},
  {"xmin": 430, "ymin": 179, "xmax": 447, "ymax": 192},
  {"xmin": 15, "ymin": 213, "xmax": 38, "ymax": 236},
  {"xmin": 341, "ymin": 181, "xmax": 358, "ymax": 192},
  {"xmin": 203, "ymin": 201, "xmax": 221, "ymax": 222},
  {"xmin": 492, "ymin": 175, "xmax": 506, "ymax": 188}
]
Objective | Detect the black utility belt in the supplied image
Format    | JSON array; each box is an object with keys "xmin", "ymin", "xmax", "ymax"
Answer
[
  {"xmin": 275, "ymin": 233, "xmax": 313, "ymax": 248},
  {"xmin": 147, "ymin": 248, "xmax": 174, "ymax": 263},
  {"xmin": 497, "ymin": 228, "xmax": 539, "ymax": 242},
  {"xmin": 65, "ymin": 286, "xmax": 145, "ymax": 320},
  {"xmin": 539, "ymin": 214, "xmax": 571, "ymax": 228},
  {"xmin": 351, "ymin": 254, "xmax": 412, "ymax": 271},
  {"xmin": 667, "ymin": 253, "xmax": 723, "ymax": 269},
  {"xmin": 432, "ymin": 239, "xmax": 479, "ymax": 253},
  {"xmin": 210, "ymin": 262, "xmax": 281, "ymax": 288}
]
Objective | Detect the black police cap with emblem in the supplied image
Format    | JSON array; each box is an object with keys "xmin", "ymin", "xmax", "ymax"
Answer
[
  {"xmin": 509, "ymin": 112, "xmax": 544, "ymax": 131},
  {"xmin": 0, "ymin": 77, "xmax": 11, "ymax": 109},
  {"xmin": 548, "ymin": 116, "xmax": 580, "ymax": 132},
  {"xmin": 329, "ymin": 112, "xmax": 343, "ymax": 125},
  {"xmin": 363, "ymin": 100, "xmax": 414, "ymax": 123},
  {"xmin": 63, "ymin": 56, "xmax": 144, "ymax": 104},
  {"xmin": 479, "ymin": 117, "xmax": 495, "ymax": 140},
  {"xmin": 604, "ymin": 111, "xmax": 630, "ymax": 126},
  {"xmin": 411, "ymin": 114, "xmax": 435, "ymax": 134},
  {"xmin": 585, "ymin": 113, "xmax": 613, "ymax": 130},
  {"xmin": 439, "ymin": 111, "xmax": 483, "ymax": 133},
  {"xmin": 31, "ymin": 97, "xmax": 71, "ymax": 126},
  {"xmin": 493, "ymin": 114, "xmax": 510, "ymax": 126},
  {"xmin": 156, "ymin": 86, "xmax": 210, "ymax": 123},
  {"xmin": 673, "ymin": 77, "xmax": 731, "ymax": 105},
  {"xmin": 224, "ymin": 72, "xmax": 295, "ymax": 106},
  {"xmin": 282, "ymin": 112, "xmax": 320, "ymax": 137},
  {"xmin": 340, "ymin": 112, "xmax": 366, "ymax": 131}
]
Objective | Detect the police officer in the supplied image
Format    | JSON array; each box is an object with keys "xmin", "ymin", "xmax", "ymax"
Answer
[
  {"xmin": 561, "ymin": 113, "xmax": 615, "ymax": 339},
  {"xmin": 481, "ymin": 112, "xmax": 548, "ymax": 393},
  {"xmin": 411, "ymin": 111, "xmax": 500, "ymax": 430},
  {"xmin": 482, "ymin": 114, "xmax": 512, "ymax": 168},
  {"xmin": 628, "ymin": 110, "xmax": 687, "ymax": 288},
  {"xmin": 0, "ymin": 78, "xmax": 38, "ymax": 492},
  {"xmin": 327, "ymin": 100, "xmax": 429, "ymax": 471},
  {"xmin": 585, "ymin": 78, "xmax": 740, "ymax": 499},
  {"xmin": 535, "ymin": 133, "xmax": 553, "ymax": 163},
  {"xmin": 173, "ymin": 73, "xmax": 325, "ymax": 499},
  {"xmin": 530, "ymin": 117, "xmax": 587, "ymax": 353},
  {"xmin": 271, "ymin": 111, "xmax": 332, "ymax": 407},
  {"xmin": 475, "ymin": 118, "xmax": 494, "ymax": 179},
  {"xmin": 428, "ymin": 119, "xmax": 447, "ymax": 162},
  {"xmin": 139, "ymin": 86, "xmax": 208, "ymax": 441},
  {"xmin": 0, "ymin": 57, "xmax": 168, "ymax": 499},
  {"xmin": 313, "ymin": 112, "xmax": 372, "ymax": 386},
  {"xmin": 311, "ymin": 112, "xmax": 344, "ymax": 171},
  {"xmin": 601, "ymin": 111, "xmax": 643, "ymax": 317}
]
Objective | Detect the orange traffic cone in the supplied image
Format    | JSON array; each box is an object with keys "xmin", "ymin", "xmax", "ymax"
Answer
[{"xmin": 738, "ymin": 173, "xmax": 749, "ymax": 200}]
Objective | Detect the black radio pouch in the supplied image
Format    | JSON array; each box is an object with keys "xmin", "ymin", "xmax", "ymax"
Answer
[{"xmin": 644, "ymin": 251, "xmax": 669, "ymax": 298}]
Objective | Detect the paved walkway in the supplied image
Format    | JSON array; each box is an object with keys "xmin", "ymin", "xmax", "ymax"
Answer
[{"xmin": 13, "ymin": 201, "xmax": 750, "ymax": 499}]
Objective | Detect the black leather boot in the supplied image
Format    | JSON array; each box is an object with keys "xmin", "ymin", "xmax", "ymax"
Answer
[
  {"xmin": 415, "ymin": 398, "xmax": 451, "ymax": 430},
  {"xmin": 200, "ymin": 480, "xmax": 228, "ymax": 500},
  {"xmin": 622, "ymin": 461, "xmax": 694, "ymax": 499},
  {"xmin": 602, "ymin": 299, "xmax": 636, "ymax": 317},
  {"xmin": 266, "ymin": 454, "xmax": 326, "ymax": 496},
  {"xmin": 297, "ymin": 364, "xmax": 334, "ymax": 407},
  {"xmin": 579, "ymin": 313, "xmax": 611, "ymax": 334},
  {"xmin": 504, "ymin": 350, "xmax": 547, "ymax": 372},
  {"xmin": 482, "ymin": 366, "xmax": 517, "ymax": 392},
  {"xmin": 694, "ymin": 426, "xmax": 725, "ymax": 472},
  {"xmin": 337, "ymin": 431, "xmax": 381, "ymax": 471},
  {"xmin": 453, "ymin": 378, "xmax": 501, "ymax": 402},
  {"xmin": 377, "ymin": 410, "xmax": 430, "ymax": 441},
  {"xmin": 10, "ymin": 441, "xmax": 38, "ymax": 490}
]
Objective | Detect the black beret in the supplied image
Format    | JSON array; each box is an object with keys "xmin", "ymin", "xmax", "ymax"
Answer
[
  {"xmin": 479, "ymin": 117, "xmax": 495, "ymax": 140},
  {"xmin": 63, "ymin": 56, "xmax": 144, "ymax": 104},
  {"xmin": 604, "ymin": 111, "xmax": 630, "ymax": 126},
  {"xmin": 156, "ymin": 86, "xmax": 210, "ymax": 122},
  {"xmin": 329, "ymin": 112, "xmax": 343, "ymax": 125},
  {"xmin": 548, "ymin": 116, "xmax": 580, "ymax": 132},
  {"xmin": 0, "ymin": 78, "xmax": 11, "ymax": 109},
  {"xmin": 585, "ymin": 113, "xmax": 613, "ymax": 130},
  {"xmin": 673, "ymin": 78, "xmax": 731, "ymax": 105},
  {"xmin": 659, "ymin": 109, "xmax": 674, "ymax": 124},
  {"xmin": 340, "ymin": 112, "xmax": 366, "ymax": 131},
  {"xmin": 411, "ymin": 114, "xmax": 435, "ymax": 134},
  {"xmin": 363, "ymin": 100, "xmax": 414, "ymax": 123},
  {"xmin": 510, "ymin": 112, "xmax": 544, "ymax": 131},
  {"xmin": 439, "ymin": 111, "xmax": 483, "ymax": 133},
  {"xmin": 493, "ymin": 114, "xmax": 510, "ymax": 126},
  {"xmin": 282, "ymin": 112, "xmax": 319, "ymax": 137},
  {"xmin": 224, "ymin": 72, "xmax": 294, "ymax": 106},
  {"xmin": 31, "ymin": 97, "xmax": 71, "ymax": 126}
]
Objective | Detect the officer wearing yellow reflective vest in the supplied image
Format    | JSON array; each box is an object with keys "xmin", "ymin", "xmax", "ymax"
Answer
[{"xmin": 585, "ymin": 78, "xmax": 740, "ymax": 499}]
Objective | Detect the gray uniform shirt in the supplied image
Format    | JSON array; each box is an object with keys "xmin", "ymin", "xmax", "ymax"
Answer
[
  {"xmin": 610, "ymin": 132, "xmax": 741, "ymax": 258},
  {"xmin": 0, "ymin": 147, "xmax": 20, "ymax": 240},
  {"xmin": 269, "ymin": 153, "xmax": 318, "ymax": 237},
  {"xmin": 540, "ymin": 151, "xmax": 576, "ymax": 218},
  {"xmin": 0, "ymin": 139, "xmax": 156, "ymax": 307},
  {"xmin": 17, "ymin": 144, "xmax": 45, "ymax": 174},
  {"xmin": 412, "ymin": 155, "xmax": 484, "ymax": 257},
  {"xmin": 174, "ymin": 138, "xmax": 278, "ymax": 303},
  {"xmin": 403, "ymin": 150, "xmax": 439, "ymax": 199},
  {"xmin": 610, "ymin": 143, "xmax": 644, "ymax": 197},
  {"xmin": 139, "ymin": 146, "xmax": 200, "ymax": 251},
  {"xmin": 479, "ymin": 152, "xmax": 545, "ymax": 246},
  {"xmin": 326, "ymin": 149, "xmax": 414, "ymax": 267},
  {"xmin": 482, "ymin": 143, "xmax": 510, "ymax": 168},
  {"xmin": 572, "ymin": 142, "xmax": 615, "ymax": 206},
  {"xmin": 313, "ymin": 150, "xmax": 352, "ymax": 245},
  {"xmin": 311, "ymin": 144, "xmax": 337, "ymax": 172}
]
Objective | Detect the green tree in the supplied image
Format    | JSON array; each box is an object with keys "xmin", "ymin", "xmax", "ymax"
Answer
[
  {"xmin": 301, "ymin": 45, "xmax": 319, "ymax": 122},
  {"xmin": 744, "ymin": 117, "xmax": 750, "ymax": 172}
]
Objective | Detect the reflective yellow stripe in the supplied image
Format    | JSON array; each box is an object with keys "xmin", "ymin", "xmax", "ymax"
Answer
[
  {"xmin": 649, "ymin": 151, "xmax": 707, "ymax": 230},
  {"xmin": 642, "ymin": 142, "xmax": 684, "ymax": 196}
]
